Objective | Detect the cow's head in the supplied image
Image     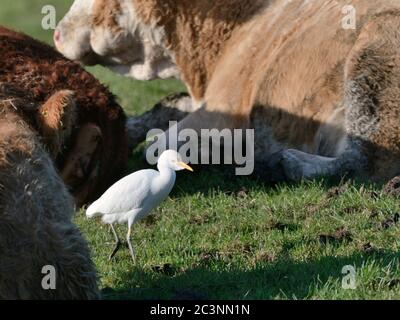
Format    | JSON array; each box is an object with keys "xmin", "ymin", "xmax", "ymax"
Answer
[{"xmin": 55, "ymin": 0, "xmax": 179, "ymax": 80}]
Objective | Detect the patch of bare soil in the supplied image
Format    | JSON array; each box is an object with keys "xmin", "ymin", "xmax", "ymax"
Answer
[
  {"xmin": 361, "ymin": 242, "xmax": 378, "ymax": 255},
  {"xmin": 379, "ymin": 213, "xmax": 400, "ymax": 230},
  {"xmin": 267, "ymin": 221, "xmax": 298, "ymax": 232},
  {"xmin": 255, "ymin": 250, "xmax": 276, "ymax": 263},
  {"xmin": 151, "ymin": 263, "xmax": 177, "ymax": 276},
  {"xmin": 384, "ymin": 176, "xmax": 400, "ymax": 197},
  {"xmin": 326, "ymin": 183, "xmax": 349, "ymax": 199},
  {"xmin": 318, "ymin": 227, "xmax": 353, "ymax": 244}
]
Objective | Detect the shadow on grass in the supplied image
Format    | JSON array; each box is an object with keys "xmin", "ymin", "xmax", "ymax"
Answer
[
  {"xmin": 127, "ymin": 146, "xmax": 389, "ymax": 200},
  {"xmin": 171, "ymin": 166, "xmax": 389, "ymax": 201},
  {"xmin": 101, "ymin": 250, "xmax": 400, "ymax": 300}
]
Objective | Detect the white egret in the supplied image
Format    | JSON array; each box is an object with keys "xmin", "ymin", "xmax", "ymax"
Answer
[{"xmin": 86, "ymin": 150, "xmax": 193, "ymax": 261}]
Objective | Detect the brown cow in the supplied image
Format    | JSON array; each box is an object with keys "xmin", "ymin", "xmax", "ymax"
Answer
[
  {"xmin": 0, "ymin": 96, "xmax": 99, "ymax": 299},
  {"xmin": 56, "ymin": 0, "xmax": 400, "ymax": 181},
  {"xmin": 0, "ymin": 26, "xmax": 128, "ymax": 205}
]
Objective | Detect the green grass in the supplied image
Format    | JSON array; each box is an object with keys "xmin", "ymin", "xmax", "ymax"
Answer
[
  {"xmin": 1, "ymin": 1, "xmax": 400, "ymax": 300},
  {"xmin": 77, "ymin": 175, "xmax": 400, "ymax": 300}
]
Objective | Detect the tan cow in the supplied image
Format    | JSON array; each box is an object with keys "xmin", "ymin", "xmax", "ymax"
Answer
[{"xmin": 56, "ymin": 0, "xmax": 400, "ymax": 181}]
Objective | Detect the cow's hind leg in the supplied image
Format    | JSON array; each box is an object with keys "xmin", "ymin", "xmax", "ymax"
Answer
[
  {"xmin": 282, "ymin": 11, "xmax": 400, "ymax": 182},
  {"xmin": 282, "ymin": 139, "xmax": 366, "ymax": 181}
]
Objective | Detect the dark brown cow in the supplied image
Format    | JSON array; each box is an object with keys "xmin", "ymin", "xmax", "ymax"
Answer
[{"xmin": 0, "ymin": 26, "xmax": 128, "ymax": 205}]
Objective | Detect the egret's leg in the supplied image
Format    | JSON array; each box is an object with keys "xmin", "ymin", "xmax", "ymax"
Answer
[
  {"xmin": 126, "ymin": 224, "xmax": 136, "ymax": 262},
  {"xmin": 109, "ymin": 224, "xmax": 121, "ymax": 261}
]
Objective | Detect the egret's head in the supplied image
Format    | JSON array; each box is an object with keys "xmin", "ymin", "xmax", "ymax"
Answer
[{"xmin": 158, "ymin": 150, "xmax": 194, "ymax": 172}]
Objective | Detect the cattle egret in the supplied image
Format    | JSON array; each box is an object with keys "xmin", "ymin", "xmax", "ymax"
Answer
[{"xmin": 86, "ymin": 150, "xmax": 193, "ymax": 262}]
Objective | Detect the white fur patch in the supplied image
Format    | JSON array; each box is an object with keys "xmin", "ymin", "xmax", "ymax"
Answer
[{"xmin": 55, "ymin": 0, "xmax": 95, "ymax": 60}]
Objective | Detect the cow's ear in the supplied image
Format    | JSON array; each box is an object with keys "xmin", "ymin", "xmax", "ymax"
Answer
[{"xmin": 36, "ymin": 90, "xmax": 77, "ymax": 157}]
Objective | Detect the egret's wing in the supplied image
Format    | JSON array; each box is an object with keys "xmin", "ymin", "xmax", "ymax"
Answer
[{"xmin": 92, "ymin": 169, "xmax": 158, "ymax": 214}]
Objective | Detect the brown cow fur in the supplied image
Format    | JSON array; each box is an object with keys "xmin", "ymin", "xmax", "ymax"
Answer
[
  {"xmin": 60, "ymin": 0, "xmax": 400, "ymax": 182},
  {"xmin": 0, "ymin": 26, "xmax": 128, "ymax": 205},
  {"xmin": 132, "ymin": 0, "xmax": 266, "ymax": 101},
  {"xmin": 128, "ymin": 1, "xmax": 399, "ymax": 181},
  {"xmin": 0, "ymin": 103, "xmax": 99, "ymax": 299},
  {"xmin": 36, "ymin": 90, "xmax": 77, "ymax": 158}
]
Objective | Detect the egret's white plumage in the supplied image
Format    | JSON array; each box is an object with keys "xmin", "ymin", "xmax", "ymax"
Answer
[{"xmin": 86, "ymin": 150, "xmax": 193, "ymax": 261}]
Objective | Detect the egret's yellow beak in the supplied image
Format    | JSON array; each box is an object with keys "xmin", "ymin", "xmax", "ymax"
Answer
[{"xmin": 177, "ymin": 162, "xmax": 194, "ymax": 172}]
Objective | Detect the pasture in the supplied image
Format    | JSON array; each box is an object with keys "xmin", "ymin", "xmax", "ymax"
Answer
[{"xmin": 1, "ymin": 0, "xmax": 399, "ymax": 299}]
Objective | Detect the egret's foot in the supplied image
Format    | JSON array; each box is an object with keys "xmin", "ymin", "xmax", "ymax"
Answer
[
  {"xmin": 105, "ymin": 240, "xmax": 131, "ymax": 247},
  {"xmin": 126, "ymin": 225, "xmax": 136, "ymax": 263},
  {"xmin": 108, "ymin": 240, "xmax": 122, "ymax": 261},
  {"xmin": 105, "ymin": 241, "xmax": 116, "ymax": 245},
  {"xmin": 127, "ymin": 239, "xmax": 136, "ymax": 263},
  {"xmin": 108, "ymin": 223, "xmax": 122, "ymax": 260}
]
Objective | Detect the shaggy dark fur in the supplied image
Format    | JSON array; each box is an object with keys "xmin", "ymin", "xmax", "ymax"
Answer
[
  {"xmin": 0, "ymin": 26, "xmax": 128, "ymax": 205},
  {"xmin": 0, "ymin": 102, "xmax": 99, "ymax": 299}
]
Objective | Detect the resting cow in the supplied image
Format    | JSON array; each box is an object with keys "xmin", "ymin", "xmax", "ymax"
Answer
[
  {"xmin": 0, "ymin": 92, "xmax": 99, "ymax": 299},
  {"xmin": 56, "ymin": 0, "xmax": 400, "ymax": 182},
  {"xmin": 0, "ymin": 26, "xmax": 128, "ymax": 205}
]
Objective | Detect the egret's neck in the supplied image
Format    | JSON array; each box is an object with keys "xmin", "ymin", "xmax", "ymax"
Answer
[{"xmin": 157, "ymin": 165, "xmax": 176, "ymax": 183}]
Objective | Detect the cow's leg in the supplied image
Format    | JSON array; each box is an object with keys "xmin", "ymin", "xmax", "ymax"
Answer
[
  {"xmin": 126, "ymin": 93, "xmax": 194, "ymax": 149},
  {"xmin": 144, "ymin": 100, "xmax": 251, "ymax": 167},
  {"xmin": 281, "ymin": 139, "xmax": 366, "ymax": 181},
  {"xmin": 281, "ymin": 12, "xmax": 400, "ymax": 182}
]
